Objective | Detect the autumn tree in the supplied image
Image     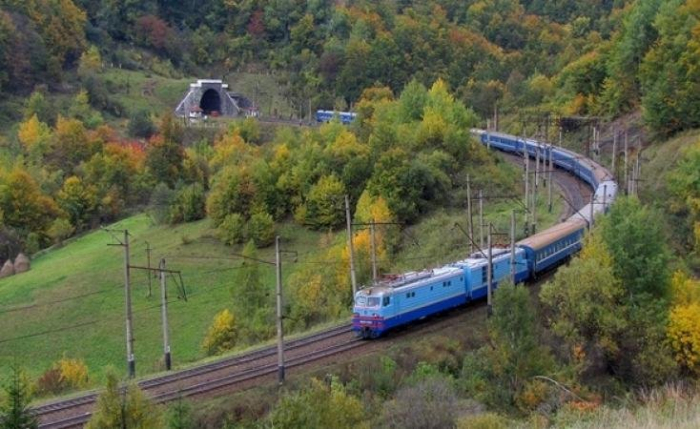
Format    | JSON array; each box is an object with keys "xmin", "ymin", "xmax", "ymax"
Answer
[
  {"xmin": 145, "ymin": 135, "xmax": 185, "ymax": 188},
  {"xmin": 85, "ymin": 371, "xmax": 161, "ymax": 429},
  {"xmin": 17, "ymin": 114, "xmax": 51, "ymax": 162},
  {"xmin": 667, "ymin": 271, "xmax": 700, "ymax": 375},
  {"xmin": 57, "ymin": 176, "xmax": 98, "ymax": 231},
  {"xmin": 267, "ymin": 378, "xmax": 366, "ymax": 429},
  {"xmin": 202, "ymin": 309, "xmax": 238, "ymax": 355},
  {"xmin": 0, "ymin": 168, "xmax": 59, "ymax": 242}
]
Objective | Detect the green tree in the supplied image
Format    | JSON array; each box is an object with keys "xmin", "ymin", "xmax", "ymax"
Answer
[
  {"xmin": 169, "ymin": 183, "xmax": 206, "ymax": 224},
  {"xmin": 128, "ymin": 110, "xmax": 156, "ymax": 139},
  {"xmin": 218, "ymin": 213, "xmax": 246, "ymax": 246},
  {"xmin": 298, "ymin": 174, "xmax": 345, "ymax": 229},
  {"xmin": 248, "ymin": 211, "xmax": 275, "ymax": 248},
  {"xmin": 85, "ymin": 371, "xmax": 162, "ymax": 429},
  {"xmin": 540, "ymin": 233, "xmax": 627, "ymax": 374},
  {"xmin": 267, "ymin": 377, "xmax": 366, "ymax": 429},
  {"xmin": 165, "ymin": 397, "xmax": 194, "ymax": 429},
  {"xmin": 599, "ymin": 197, "xmax": 671, "ymax": 303},
  {"xmin": 235, "ymin": 241, "xmax": 267, "ymax": 315},
  {"xmin": 462, "ymin": 280, "xmax": 554, "ymax": 408},
  {"xmin": 0, "ymin": 365, "xmax": 38, "ymax": 429}
]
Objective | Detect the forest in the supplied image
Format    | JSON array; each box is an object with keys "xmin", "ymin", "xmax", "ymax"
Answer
[{"xmin": 1, "ymin": 0, "xmax": 700, "ymax": 428}]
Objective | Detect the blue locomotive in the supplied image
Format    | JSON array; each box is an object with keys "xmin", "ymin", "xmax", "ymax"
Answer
[
  {"xmin": 352, "ymin": 130, "xmax": 618, "ymax": 339},
  {"xmin": 316, "ymin": 110, "xmax": 357, "ymax": 124}
]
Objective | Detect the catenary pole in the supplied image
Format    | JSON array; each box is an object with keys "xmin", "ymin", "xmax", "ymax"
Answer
[
  {"xmin": 370, "ymin": 219, "xmax": 377, "ymax": 283},
  {"xmin": 510, "ymin": 210, "xmax": 516, "ymax": 283},
  {"xmin": 479, "ymin": 190, "xmax": 484, "ymax": 250},
  {"xmin": 487, "ymin": 225, "xmax": 493, "ymax": 317},
  {"xmin": 467, "ymin": 175, "xmax": 473, "ymax": 255},
  {"xmin": 145, "ymin": 241, "xmax": 152, "ymax": 298},
  {"xmin": 275, "ymin": 236, "xmax": 285, "ymax": 384},
  {"xmin": 344, "ymin": 195, "xmax": 357, "ymax": 296},
  {"xmin": 124, "ymin": 230, "xmax": 135, "ymax": 378},
  {"xmin": 159, "ymin": 258, "xmax": 171, "ymax": 371}
]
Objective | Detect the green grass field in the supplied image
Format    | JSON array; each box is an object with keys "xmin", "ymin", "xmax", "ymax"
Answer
[{"xmin": 0, "ymin": 168, "xmax": 566, "ymax": 389}]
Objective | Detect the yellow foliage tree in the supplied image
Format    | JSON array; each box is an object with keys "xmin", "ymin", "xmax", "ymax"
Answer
[
  {"xmin": 202, "ymin": 309, "xmax": 238, "ymax": 356},
  {"xmin": 78, "ymin": 45, "xmax": 101, "ymax": 76},
  {"xmin": 667, "ymin": 270, "xmax": 700, "ymax": 374},
  {"xmin": 668, "ymin": 303, "xmax": 700, "ymax": 375},
  {"xmin": 17, "ymin": 114, "xmax": 51, "ymax": 154}
]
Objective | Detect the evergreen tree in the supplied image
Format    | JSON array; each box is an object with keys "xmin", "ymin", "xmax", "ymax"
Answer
[{"xmin": 0, "ymin": 365, "xmax": 38, "ymax": 429}]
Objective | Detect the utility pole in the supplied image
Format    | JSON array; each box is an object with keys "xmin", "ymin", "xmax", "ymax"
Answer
[
  {"xmin": 275, "ymin": 236, "xmax": 285, "ymax": 384},
  {"xmin": 624, "ymin": 129, "xmax": 629, "ymax": 195},
  {"xmin": 548, "ymin": 145, "xmax": 553, "ymax": 213},
  {"xmin": 510, "ymin": 210, "xmax": 516, "ymax": 283},
  {"xmin": 145, "ymin": 241, "xmax": 152, "ymax": 298},
  {"xmin": 370, "ymin": 219, "xmax": 377, "ymax": 283},
  {"xmin": 479, "ymin": 190, "xmax": 484, "ymax": 250},
  {"xmin": 159, "ymin": 258, "xmax": 171, "ymax": 371},
  {"xmin": 467, "ymin": 176, "xmax": 474, "ymax": 255},
  {"xmin": 635, "ymin": 151, "xmax": 641, "ymax": 196},
  {"xmin": 612, "ymin": 127, "xmax": 617, "ymax": 176},
  {"xmin": 122, "ymin": 231, "xmax": 135, "ymax": 378},
  {"xmin": 487, "ymin": 224, "xmax": 493, "ymax": 317},
  {"xmin": 532, "ymin": 144, "xmax": 540, "ymax": 233},
  {"xmin": 344, "ymin": 195, "xmax": 357, "ymax": 296},
  {"xmin": 603, "ymin": 184, "xmax": 608, "ymax": 212},
  {"xmin": 589, "ymin": 193, "xmax": 595, "ymax": 228},
  {"xmin": 524, "ymin": 144, "xmax": 530, "ymax": 231}
]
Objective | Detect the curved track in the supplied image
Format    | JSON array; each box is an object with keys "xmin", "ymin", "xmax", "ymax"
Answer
[{"xmin": 33, "ymin": 133, "xmax": 595, "ymax": 429}]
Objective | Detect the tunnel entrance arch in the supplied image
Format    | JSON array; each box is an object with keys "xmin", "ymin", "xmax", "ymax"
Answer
[{"xmin": 200, "ymin": 89, "xmax": 222, "ymax": 115}]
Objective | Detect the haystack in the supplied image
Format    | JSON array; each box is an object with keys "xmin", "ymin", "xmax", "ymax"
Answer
[
  {"xmin": 0, "ymin": 259, "xmax": 15, "ymax": 278},
  {"xmin": 14, "ymin": 253, "xmax": 30, "ymax": 273}
]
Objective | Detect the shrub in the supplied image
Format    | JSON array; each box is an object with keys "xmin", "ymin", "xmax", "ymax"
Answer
[
  {"xmin": 128, "ymin": 109, "xmax": 156, "ymax": 139},
  {"xmin": 36, "ymin": 368, "xmax": 65, "ymax": 395},
  {"xmin": 202, "ymin": 309, "xmax": 238, "ymax": 356},
  {"xmin": 667, "ymin": 303, "xmax": 700, "ymax": 375},
  {"xmin": 218, "ymin": 213, "xmax": 246, "ymax": 245},
  {"xmin": 149, "ymin": 183, "xmax": 174, "ymax": 225},
  {"xmin": 58, "ymin": 356, "xmax": 89, "ymax": 389},
  {"xmin": 248, "ymin": 211, "xmax": 275, "ymax": 248},
  {"xmin": 456, "ymin": 413, "xmax": 509, "ymax": 429},
  {"xmin": 379, "ymin": 375, "xmax": 458, "ymax": 429},
  {"xmin": 47, "ymin": 218, "xmax": 75, "ymax": 245}
]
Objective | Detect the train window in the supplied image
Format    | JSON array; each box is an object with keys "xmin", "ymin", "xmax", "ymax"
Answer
[
  {"xmin": 481, "ymin": 267, "xmax": 487, "ymax": 283},
  {"xmin": 367, "ymin": 297, "xmax": 380, "ymax": 307},
  {"xmin": 406, "ymin": 293, "xmax": 410, "ymax": 298},
  {"xmin": 448, "ymin": 281, "xmax": 452, "ymax": 286},
  {"xmin": 383, "ymin": 296, "xmax": 391, "ymax": 306}
]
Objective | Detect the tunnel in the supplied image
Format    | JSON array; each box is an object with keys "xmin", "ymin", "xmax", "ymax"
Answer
[{"xmin": 199, "ymin": 89, "xmax": 222, "ymax": 115}]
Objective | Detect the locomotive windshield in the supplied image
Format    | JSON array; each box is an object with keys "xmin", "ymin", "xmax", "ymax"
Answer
[{"xmin": 355, "ymin": 296, "xmax": 380, "ymax": 307}]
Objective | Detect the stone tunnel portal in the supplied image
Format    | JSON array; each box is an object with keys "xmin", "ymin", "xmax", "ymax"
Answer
[{"xmin": 200, "ymin": 88, "xmax": 221, "ymax": 115}]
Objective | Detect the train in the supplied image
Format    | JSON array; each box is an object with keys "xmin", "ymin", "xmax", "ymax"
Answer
[
  {"xmin": 352, "ymin": 130, "xmax": 618, "ymax": 338},
  {"xmin": 315, "ymin": 110, "xmax": 357, "ymax": 124}
]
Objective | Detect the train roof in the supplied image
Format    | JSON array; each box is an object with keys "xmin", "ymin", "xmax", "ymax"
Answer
[
  {"xmin": 356, "ymin": 265, "xmax": 463, "ymax": 296},
  {"xmin": 517, "ymin": 218, "xmax": 586, "ymax": 251}
]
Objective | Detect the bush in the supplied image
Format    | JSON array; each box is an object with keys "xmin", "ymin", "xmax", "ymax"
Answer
[
  {"xmin": 248, "ymin": 211, "xmax": 275, "ymax": 248},
  {"xmin": 47, "ymin": 218, "xmax": 75, "ymax": 245},
  {"xmin": 128, "ymin": 109, "xmax": 156, "ymax": 139},
  {"xmin": 456, "ymin": 413, "xmax": 509, "ymax": 429},
  {"xmin": 202, "ymin": 309, "xmax": 238, "ymax": 356},
  {"xmin": 35, "ymin": 356, "xmax": 89, "ymax": 395},
  {"xmin": 380, "ymin": 375, "xmax": 458, "ymax": 429},
  {"xmin": 218, "ymin": 213, "xmax": 246, "ymax": 245},
  {"xmin": 149, "ymin": 183, "xmax": 175, "ymax": 225},
  {"xmin": 169, "ymin": 183, "xmax": 206, "ymax": 223}
]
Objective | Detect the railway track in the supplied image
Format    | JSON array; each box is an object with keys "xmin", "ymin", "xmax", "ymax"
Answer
[
  {"xmin": 35, "ymin": 324, "xmax": 357, "ymax": 428},
  {"xmin": 33, "ymin": 142, "xmax": 592, "ymax": 429}
]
